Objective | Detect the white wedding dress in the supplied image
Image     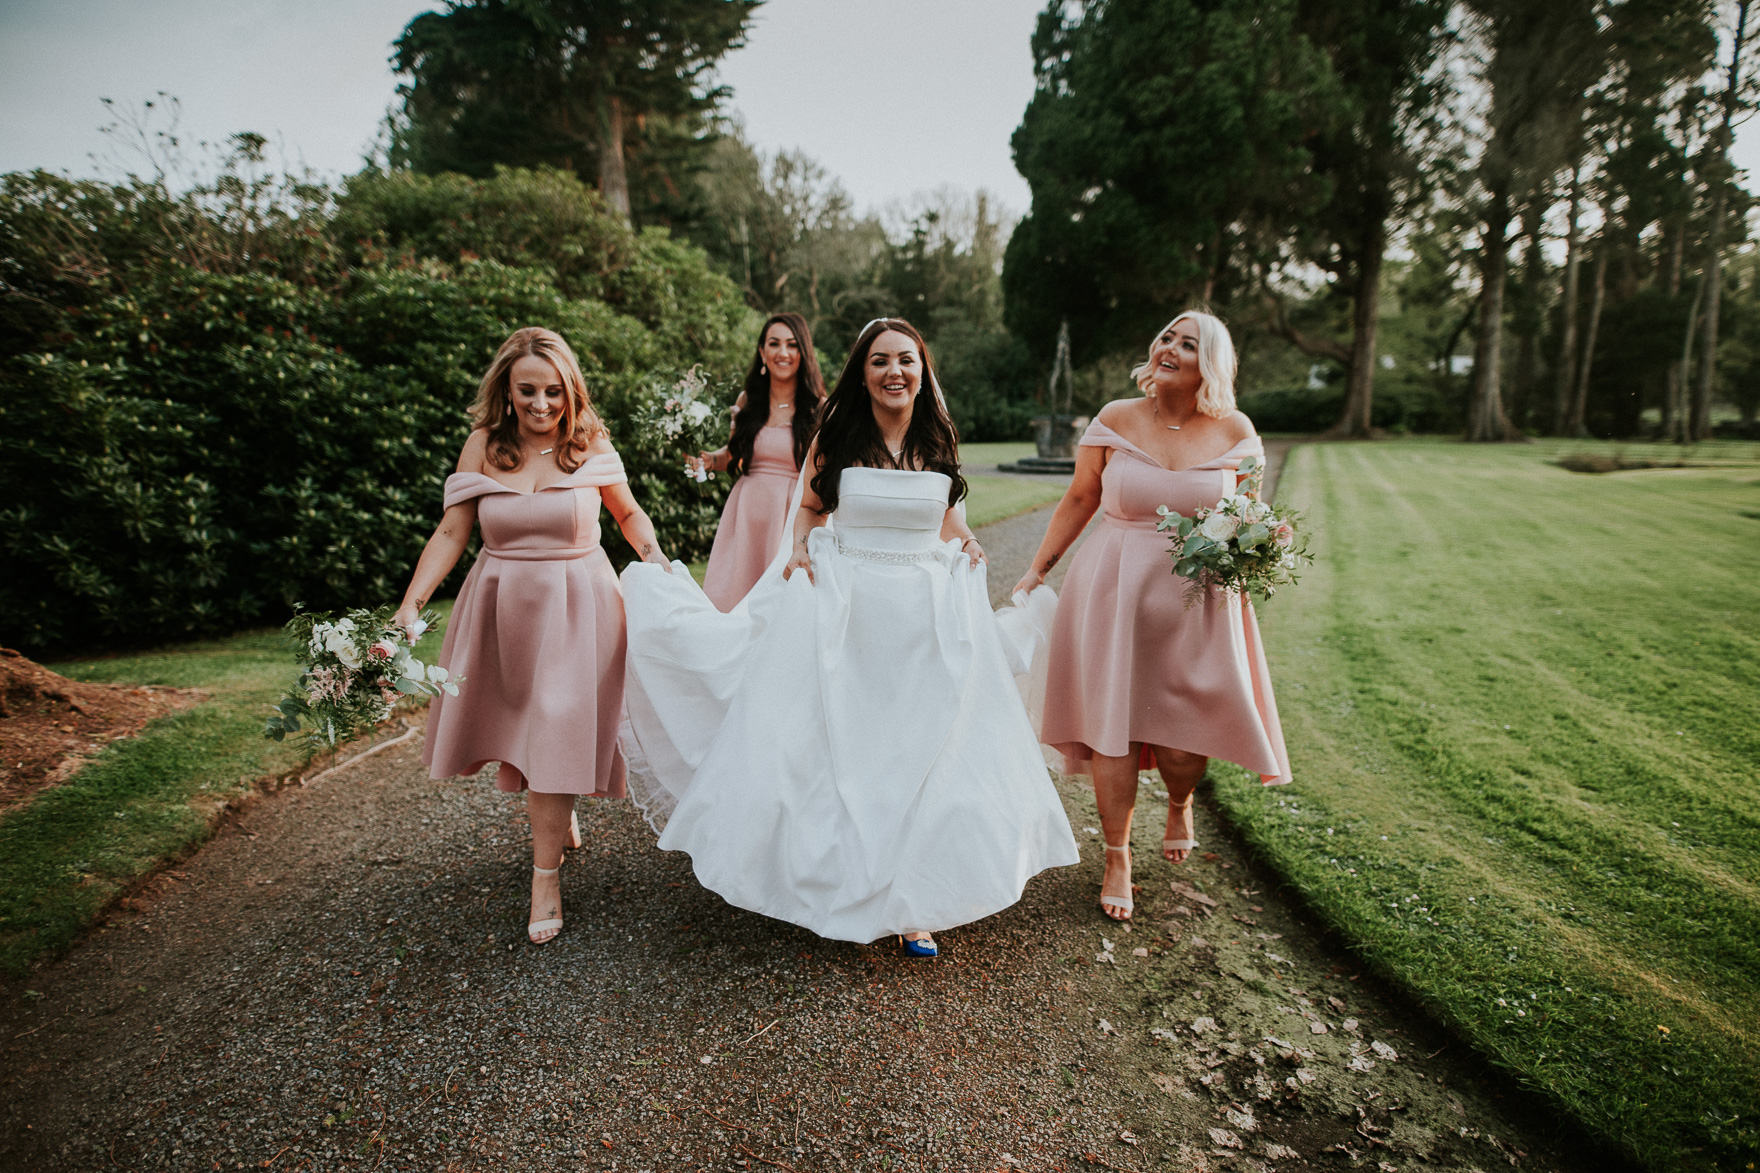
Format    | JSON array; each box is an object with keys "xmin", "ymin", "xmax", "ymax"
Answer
[{"xmin": 619, "ymin": 467, "xmax": 1078, "ymax": 943}]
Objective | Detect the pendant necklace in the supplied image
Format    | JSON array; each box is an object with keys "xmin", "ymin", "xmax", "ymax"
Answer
[
  {"xmin": 1153, "ymin": 396, "xmax": 1183, "ymax": 430},
  {"xmin": 540, "ymin": 448, "xmax": 553, "ymax": 455}
]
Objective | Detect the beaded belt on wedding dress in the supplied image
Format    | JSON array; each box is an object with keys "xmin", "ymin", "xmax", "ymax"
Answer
[{"xmin": 835, "ymin": 537, "xmax": 939, "ymax": 564}]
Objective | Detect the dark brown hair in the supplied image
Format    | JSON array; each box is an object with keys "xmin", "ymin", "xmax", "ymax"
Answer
[
  {"xmin": 727, "ymin": 312, "xmax": 825, "ymax": 474},
  {"xmin": 470, "ymin": 327, "xmax": 602, "ymax": 472},
  {"xmin": 809, "ymin": 317, "xmax": 965, "ymax": 514}
]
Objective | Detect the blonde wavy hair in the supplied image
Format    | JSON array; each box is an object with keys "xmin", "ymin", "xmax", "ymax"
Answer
[
  {"xmin": 1131, "ymin": 310, "xmax": 1238, "ymax": 418},
  {"xmin": 471, "ymin": 327, "xmax": 603, "ymax": 472}
]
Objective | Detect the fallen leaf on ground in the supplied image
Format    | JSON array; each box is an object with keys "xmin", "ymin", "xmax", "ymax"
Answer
[
  {"xmin": 1170, "ymin": 881, "xmax": 1218, "ymax": 908},
  {"xmin": 1208, "ymin": 1128, "xmax": 1244, "ymax": 1149}
]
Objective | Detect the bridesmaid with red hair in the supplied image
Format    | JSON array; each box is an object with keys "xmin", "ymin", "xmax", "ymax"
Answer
[
  {"xmin": 393, "ymin": 327, "xmax": 671, "ymax": 945},
  {"xmin": 687, "ymin": 313, "xmax": 826, "ymax": 610},
  {"xmin": 1014, "ymin": 311, "xmax": 1290, "ymax": 922}
]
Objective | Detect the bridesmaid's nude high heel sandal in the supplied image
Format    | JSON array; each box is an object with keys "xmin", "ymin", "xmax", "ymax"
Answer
[
  {"xmin": 528, "ymin": 864, "xmax": 563, "ymax": 945},
  {"xmin": 568, "ymin": 809, "xmax": 583, "ymax": 851},
  {"xmin": 1100, "ymin": 844, "xmax": 1134, "ymax": 920},
  {"xmin": 1163, "ymin": 796, "xmax": 1199, "ymax": 863}
]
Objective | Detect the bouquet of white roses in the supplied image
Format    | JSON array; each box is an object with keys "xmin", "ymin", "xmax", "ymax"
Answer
[
  {"xmin": 636, "ymin": 365, "xmax": 732, "ymax": 484},
  {"xmin": 264, "ymin": 605, "xmax": 459, "ymax": 748},
  {"xmin": 1156, "ymin": 455, "xmax": 1311, "ymax": 604}
]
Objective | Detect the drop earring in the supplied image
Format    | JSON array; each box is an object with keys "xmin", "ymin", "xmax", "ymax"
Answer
[
  {"xmin": 761, "ymin": 363, "xmax": 768, "ymax": 375},
  {"xmin": 506, "ymin": 402, "xmax": 514, "ymax": 416}
]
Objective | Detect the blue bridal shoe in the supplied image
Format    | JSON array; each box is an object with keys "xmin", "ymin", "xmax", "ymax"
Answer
[{"xmin": 900, "ymin": 933, "xmax": 938, "ymax": 959}]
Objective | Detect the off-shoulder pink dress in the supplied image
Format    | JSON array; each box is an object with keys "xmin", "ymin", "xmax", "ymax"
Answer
[
  {"xmin": 702, "ymin": 425, "xmax": 799, "ymax": 611},
  {"xmin": 1041, "ymin": 421, "xmax": 1291, "ymax": 785},
  {"xmin": 423, "ymin": 454, "xmax": 630, "ymax": 797}
]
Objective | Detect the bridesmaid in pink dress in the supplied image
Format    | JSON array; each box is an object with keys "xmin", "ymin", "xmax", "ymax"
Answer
[
  {"xmin": 393, "ymin": 327, "xmax": 672, "ymax": 945},
  {"xmin": 1014, "ymin": 311, "xmax": 1290, "ymax": 922},
  {"xmin": 688, "ymin": 313, "xmax": 825, "ymax": 610}
]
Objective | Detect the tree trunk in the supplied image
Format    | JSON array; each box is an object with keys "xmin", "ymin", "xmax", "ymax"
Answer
[
  {"xmin": 1332, "ymin": 211, "xmax": 1386, "ymax": 438},
  {"xmin": 1676, "ymin": 265, "xmax": 1706, "ymax": 443},
  {"xmin": 1694, "ymin": 0, "xmax": 1750, "ymax": 441},
  {"xmin": 1508, "ymin": 207, "xmax": 1545, "ymax": 430},
  {"xmin": 597, "ymin": 94, "xmax": 632, "ymax": 223},
  {"xmin": 1570, "ymin": 245, "xmax": 1608, "ymax": 436},
  {"xmin": 1663, "ymin": 223, "xmax": 1686, "ymax": 443},
  {"xmin": 1694, "ymin": 192, "xmax": 1727, "ymax": 441},
  {"xmin": 1468, "ymin": 187, "xmax": 1518, "ymax": 441},
  {"xmin": 1552, "ymin": 170, "xmax": 1583, "ymax": 435}
]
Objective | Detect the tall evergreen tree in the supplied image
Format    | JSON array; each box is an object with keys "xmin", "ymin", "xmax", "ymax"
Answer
[
  {"xmin": 389, "ymin": 0, "xmax": 757, "ymax": 224},
  {"xmin": 1275, "ymin": 0, "xmax": 1452, "ymax": 437},
  {"xmin": 1460, "ymin": 0, "xmax": 1605, "ymax": 441},
  {"xmin": 1003, "ymin": 0, "xmax": 1342, "ymax": 365}
]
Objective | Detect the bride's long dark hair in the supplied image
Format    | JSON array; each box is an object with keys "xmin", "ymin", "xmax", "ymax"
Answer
[
  {"xmin": 810, "ymin": 318, "xmax": 966, "ymax": 514},
  {"xmin": 727, "ymin": 312, "xmax": 824, "ymax": 474}
]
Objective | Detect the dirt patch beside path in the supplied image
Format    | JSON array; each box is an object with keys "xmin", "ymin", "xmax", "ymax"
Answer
[{"xmin": 0, "ymin": 648, "xmax": 199, "ymax": 813}]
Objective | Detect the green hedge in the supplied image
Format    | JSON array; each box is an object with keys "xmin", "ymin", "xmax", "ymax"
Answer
[{"xmin": 0, "ymin": 166, "xmax": 754, "ymax": 651}]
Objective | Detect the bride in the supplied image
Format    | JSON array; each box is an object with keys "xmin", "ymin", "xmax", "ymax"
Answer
[{"xmin": 620, "ymin": 318, "xmax": 1077, "ymax": 956}]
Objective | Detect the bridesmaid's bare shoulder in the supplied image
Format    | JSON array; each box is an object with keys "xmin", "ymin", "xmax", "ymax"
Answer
[
  {"xmin": 1095, "ymin": 397, "xmax": 1149, "ymax": 428},
  {"xmin": 1217, "ymin": 408, "xmax": 1259, "ymax": 443},
  {"xmin": 456, "ymin": 429, "xmax": 490, "ymax": 474},
  {"xmin": 583, "ymin": 428, "xmax": 617, "ymax": 458}
]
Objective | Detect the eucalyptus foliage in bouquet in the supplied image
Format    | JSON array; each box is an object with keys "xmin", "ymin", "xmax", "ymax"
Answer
[
  {"xmin": 264, "ymin": 605, "xmax": 458, "ymax": 748},
  {"xmin": 1156, "ymin": 456, "xmax": 1311, "ymax": 604},
  {"xmin": 635, "ymin": 365, "xmax": 733, "ymax": 484}
]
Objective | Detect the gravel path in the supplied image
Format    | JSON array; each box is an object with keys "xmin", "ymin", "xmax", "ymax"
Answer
[{"xmin": 1, "ymin": 439, "xmax": 1598, "ymax": 1172}]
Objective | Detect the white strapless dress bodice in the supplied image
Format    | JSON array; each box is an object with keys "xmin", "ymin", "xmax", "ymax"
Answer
[{"xmin": 619, "ymin": 468, "xmax": 1077, "ymax": 943}]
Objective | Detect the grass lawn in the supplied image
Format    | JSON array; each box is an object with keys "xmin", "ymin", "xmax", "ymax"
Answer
[
  {"xmin": 1211, "ymin": 437, "xmax": 1760, "ymax": 1170},
  {"xmin": 964, "ymin": 474, "xmax": 1068, "ymax": 528},
  {"xmin": 959, "ymin": 440, "xmax": 1037, "ymax": 470},
  {"xmin": 0, "ymin": 608, "xmax": 452, "ymax": 978}
]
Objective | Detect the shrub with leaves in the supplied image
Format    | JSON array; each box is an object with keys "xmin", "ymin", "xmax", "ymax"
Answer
[{"xmin": 0, "ymin": 164, "xmax": 754, "ymax": 651}]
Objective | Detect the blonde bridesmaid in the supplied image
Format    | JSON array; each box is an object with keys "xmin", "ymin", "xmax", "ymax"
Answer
[
  {"xmin": 393, "ymin": 327, "xmax": 671, "ymax": 944},
  {"xmin": 1013, "ymin": 310, "xmax": 1291, "ymax": 922},
  {"xmin": 687, "ymin": 313, "xmax": 826, "ymax": 610}
]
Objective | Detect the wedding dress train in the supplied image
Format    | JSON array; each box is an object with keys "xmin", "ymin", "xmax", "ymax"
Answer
[{"xmin": 619, "ymin": 467, "xmax": 1077, "ymax": 943}]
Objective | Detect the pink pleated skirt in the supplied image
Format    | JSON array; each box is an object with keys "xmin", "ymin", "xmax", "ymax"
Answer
[
  {"xmin": 424, "ymin": 547, "xmax": 628, "ymax": 797},
  {"xmin": 1041, "ymin": 517, "xmax": 1291, "ymax": 784}
]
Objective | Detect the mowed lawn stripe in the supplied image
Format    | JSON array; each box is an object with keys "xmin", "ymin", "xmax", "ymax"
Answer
[{"xmin": 1212, "ymin": 438, "xmax": 1760, "ymax": 1170}]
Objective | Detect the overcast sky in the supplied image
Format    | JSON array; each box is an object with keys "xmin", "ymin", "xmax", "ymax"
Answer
[
  {"xmin": 0, "ymin": 0, "xmax": 1040, "ymax": 215},
  {"xmin": 1, "ymin": 0, "xmax": 1755, "ymax": 220}
]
